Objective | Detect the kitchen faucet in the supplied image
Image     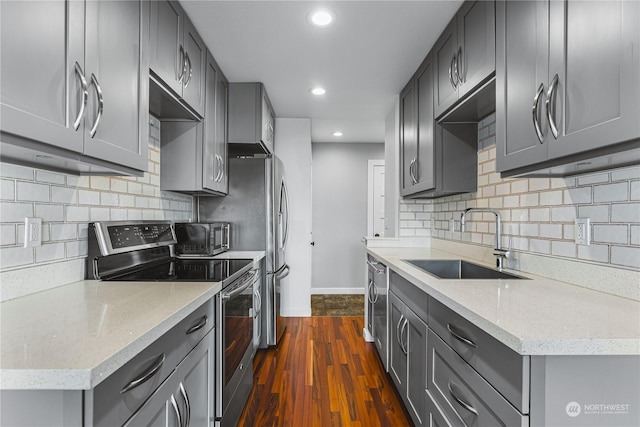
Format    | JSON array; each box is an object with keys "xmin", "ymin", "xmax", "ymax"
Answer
[{"xmin": 460, "ymin": 208, "xmax": 511, "ymax": 270}]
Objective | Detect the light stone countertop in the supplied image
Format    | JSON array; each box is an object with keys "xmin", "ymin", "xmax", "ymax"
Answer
[
  {"xmin": 0, "ymin": 251, "xmax": 266, "ymax": 391},
  {"xmin": 368, "ymin": 247, "xmax": 640, "ymax": 356}
]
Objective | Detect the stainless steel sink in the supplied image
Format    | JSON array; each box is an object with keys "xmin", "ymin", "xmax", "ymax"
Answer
[{"xmin": 404, "ymin": 259, "xmax": 527, "ymax": 280}]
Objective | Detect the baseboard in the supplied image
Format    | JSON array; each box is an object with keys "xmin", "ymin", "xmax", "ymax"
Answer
[
  {"xmin": 311, "ymin": 287, "xmax": 364, "ymax": 295},
  {"xmin": 281, "ymin": 307, "xmax": 312, "ymax": 317}
]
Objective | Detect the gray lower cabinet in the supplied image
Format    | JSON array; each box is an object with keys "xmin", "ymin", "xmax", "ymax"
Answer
[
  {"xmin": 228, "ymin": 83, "xmax": 275, "ymax": 155},
  {"xmin": 496, "ymin": 0, "xmax": 640, "ymax": 177},
  {"xmin": 124, "ymin": 329, "xmax": 214, "ymax": 427},
  {"xmin": 389, "ymin": 289, "xmax": 428, "ymax": 427},
  {"xmin": 160, "ymin": 51, "xmax": 228, "ymax": 195},
  {"xmin": 0, "ymin": 0, "xmax": 149, "ymax": 175},
  {"xmin": 400, "ymin": 51, "xmax": 478, "ymax": 199},
  {"xmin": 434, "ymin": 0, "xmax": 495, "ymax": 119},
  {"xmin": 150, "ymin": 0, "xmax": 206, "ymax": 118}
]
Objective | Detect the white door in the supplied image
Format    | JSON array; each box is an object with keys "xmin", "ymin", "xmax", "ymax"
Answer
[{"xmin": 368, "ymin": 160, "xmax": 386, "ymax": 237}]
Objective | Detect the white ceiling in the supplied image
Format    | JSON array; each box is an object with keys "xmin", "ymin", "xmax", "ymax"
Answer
[{"xmin": 180, "ymin": 0, "xmax": 464, "ymax": 143}]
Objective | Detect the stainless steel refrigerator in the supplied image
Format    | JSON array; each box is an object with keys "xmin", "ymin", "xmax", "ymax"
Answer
[{"xmin": 198, "ymin": 155, "xmax": 290, "ymax": 347}]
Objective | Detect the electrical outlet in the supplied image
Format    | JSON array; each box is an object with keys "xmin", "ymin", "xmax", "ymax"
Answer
[
  {"xmin": 24, "ymin": 217, "xmax": 42, "ymax": 248},
  {"xmin": 575, "ymin": 218, "xmax": 590, "ymax": 245}
]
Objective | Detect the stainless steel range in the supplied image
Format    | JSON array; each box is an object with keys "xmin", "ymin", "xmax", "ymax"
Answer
[{"xmin": 86, "ymin": 220, "xmax": 257, "ymax": 427}]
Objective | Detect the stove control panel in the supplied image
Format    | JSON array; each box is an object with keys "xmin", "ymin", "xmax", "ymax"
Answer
[{"xmin": 91, "ymin": 221, "xmax": 177, "ymax": 256}]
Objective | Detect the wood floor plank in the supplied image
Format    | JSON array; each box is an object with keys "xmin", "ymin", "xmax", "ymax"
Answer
[{"xmin": 238, "ymin": 316, "xmax": 413, "ymax": 427}]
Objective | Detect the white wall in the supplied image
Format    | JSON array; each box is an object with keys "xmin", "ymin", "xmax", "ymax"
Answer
[
  {"xmin": 274, "ymin": 118, "xmax": 312, "ymax": 316},
  {"xmin": 311, "ymin": 142, "xmax": 385, "ymax": 294}
]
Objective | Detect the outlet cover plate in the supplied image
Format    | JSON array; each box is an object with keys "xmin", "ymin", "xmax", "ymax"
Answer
[
  {"xmin": 24, "ymin": 217, "xmax": 42, "ymax": 248},
  {"xmin": 575, "ymin": 218, "xmax": 590, "ymax": 245}
]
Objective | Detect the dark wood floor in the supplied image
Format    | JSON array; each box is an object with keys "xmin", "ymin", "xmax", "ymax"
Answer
[{"xmin": 237, "ymin": 316, "xmax": 413, "ymax": 426}]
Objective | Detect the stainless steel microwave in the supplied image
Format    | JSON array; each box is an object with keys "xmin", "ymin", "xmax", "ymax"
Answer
[{"xmin": 174, "ymin": 222, "xmax": 230, "ymax": 257}]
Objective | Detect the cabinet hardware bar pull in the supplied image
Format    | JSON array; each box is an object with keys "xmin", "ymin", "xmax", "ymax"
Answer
[
  {"xmin": 170, "ymin": 394, "xmax": 183, "ymax": 427},
  {"xmin": 184, "ymin": 52, "xmax": 193, "ymax": 88},
  {"xmin": 546, "ymin": 73, "xmax": 559, "ymax": 139},
  {"xmin": 448, "ymin": 381, "xmax": 479, "ymax": 417},
  {"xmin": 532, "ymin": 82, "xmax": 546, "ymax": 144},
  {"xmin": 457, "ymin": 46, "xmax": 464, "ymax": 83},
  {"xmin": 449, "ymin": 54, "xmax": 458, "ymax": 89},
  {"xmin": 366, "ymin": 260, "xmax": 384, "ymax": 274},
  {"xmin": 186, "ymin": 315, "xmax": 208, "ymax": 335},
  {"xmin": 447, "ymin": 323, "xmax": 477, "ymax": 348},
  {"xmin": 179, "ymin": 382, "xmax": 191, "ymax": 427},
  {"xmin": 400, "ymin": 318, "xmax": 409, "ymax": 355},
  {"xmin": 89, "ymin": 73, "xmax": 104, "ymax": 138},
  {"xmin": 178, "ymin": 45, "xmax": 185, "ymax": 83},
  {"xmin": 396, "ymin": 314, "xmax": 405, "ymax": 348},
  {"xmin": 217, "ymin": 155, "xmax": 224, "ymax": 182},
  {"xmin": 120, "ymin": 353, "xmax": 165, "ymax": 393},
  {"xmin": 73, "ymin": 62, "xmax": 88, "ymax": 131}
]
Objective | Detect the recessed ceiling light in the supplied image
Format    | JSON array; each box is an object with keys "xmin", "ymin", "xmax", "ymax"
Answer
[
  {"xmin": 310, "ymin": 87, "xmax": 326, "ymax": 96},
  {"xmin": 332, "ymin": 131, "xmax": 343, "ymax": 137},
  {"xmin": 308, "ymin": 9, "xmax": 336, "ymax": 27}
]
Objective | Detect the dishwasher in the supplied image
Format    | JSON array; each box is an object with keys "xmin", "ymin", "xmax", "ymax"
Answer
[{"xmin": 366, "ymin": 255, "xmax": 389, "ymax": 371}]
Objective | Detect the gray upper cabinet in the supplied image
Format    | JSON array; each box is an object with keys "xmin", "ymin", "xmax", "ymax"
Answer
[
  {"xmin": 161, "ymin": 51, "xmax": 228, "ymax": 196},
  {"xmin": 400, "ymin": 53, "xmax": 477, "ymax": 199},
  {"xmin": 0, "ymin": 0, "xmax": 149, "ymax": 175},
  {"xmin": 496, "ymin": 0, "xmax": 640, "ymax": 176},
  {"xmin": 434, "ymin": 0, "xmax": 496, "ymax": 119},
  {"xmin": 150, "ymin": 0, "xmax": 206, "ymax": 118},
  {"xmin": 228, "ymin": 83, "xmax": 276, "ymax": 155}
]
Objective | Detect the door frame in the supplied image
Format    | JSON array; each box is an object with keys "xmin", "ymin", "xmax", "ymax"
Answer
[{"xmin": 367, "ymin": 160, "xmax": 386, "ymax": 237}]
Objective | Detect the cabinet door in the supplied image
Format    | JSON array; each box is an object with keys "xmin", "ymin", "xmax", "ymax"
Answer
[
  {"xmin": 415, "ymin": 54, "xmax": 436, "ymax": 193},
  {"xmin": 182, "ymin": 16, "xmax": 206, "ymax": 117},
  {"xmin": 261, "ymin": 92, "xmax": 275, "ymax": 153},
  {"xmin": 433, "ymin": 19, "xmax": 459, "ymax": 118},
  {"xmin": 0, "ymin": 0, "xmax": 85, "ymax": 153},
  {"xmin": 83, "ymin": 0, "xmax": 148, "ymax": 171},
  {"xmin": 150, "ymin": 0, "xmax": 183, "ymax": 96},
  {"xmin": 389, "ymin": 291, "xmax": 407, "ymax": 392},
  {"xmin": 400, "ymin": 79, "xmax": 418, "ymax": 195},
  {"xmin": 215, "ymin": 71, "xmax": 229, "ymax": 193},
  {"xmin": 175, "ymin": 331, "xmax": 214, "ymax": 427},
  {"xmin": 405, "ymin": 308, "xmax": 428, "ymax": 427},
  {"xmin": 457, "ymin": 0, "xmax": 495, "ymax": 97},
  {"xmin": 124, "ymin": 374, "xmax": 180, "ymax": 427},
  {"xmin": 547, "ymin": 0, "xmax": 640, "ymax": 160},
  {"xmin": 202, "ymin": 53, "xmax": 219, "ymax": 192},
  {"xmin": 496, "ymin": 0, "xmax": 550, "ymax": 173}
]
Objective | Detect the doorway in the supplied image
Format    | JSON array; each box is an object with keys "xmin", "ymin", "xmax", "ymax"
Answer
[{"xmin": 367, "ymin": 160, "xmax": 385, "ymax": 237}]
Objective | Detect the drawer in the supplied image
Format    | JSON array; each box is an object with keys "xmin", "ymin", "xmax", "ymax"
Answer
[
  {"xmin": 173, "ymin": 298, "xmax": 215, "ymax": 365},
  {"xmin": 428, "ymin": 297, "xmax": 529, "ymax": 413},
  {"xmin": 91, "ymin": 327, "xmax": 178, "ymax": 427},
  {"xmin": 425, "ymin": 389, "xmax": 453, "ymax": 427},
  {"xmin": 389, "ymin": 270, "xmax": 428, "ymax": 324},
  {"xmin": 427, "ymin": 330, "xmax": 529, "ymax": 427}
]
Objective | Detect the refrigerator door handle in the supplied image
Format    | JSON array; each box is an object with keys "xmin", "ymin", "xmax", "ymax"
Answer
[
  {"xmin": 274, "ymin": 264, "xmax": 290, "ymax": 280},
  {"xmin": 279, "ymin": 180, "xmax": 290, "ymax": 250}
]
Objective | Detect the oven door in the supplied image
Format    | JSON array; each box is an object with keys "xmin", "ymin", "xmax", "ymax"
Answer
[
  {"xmin": 216, "ymin": 269, "xmax": 257, "ymax": 423},
  {"xmin": 210, "ymin": 223, "xmax": 230, "ymax": 255}
]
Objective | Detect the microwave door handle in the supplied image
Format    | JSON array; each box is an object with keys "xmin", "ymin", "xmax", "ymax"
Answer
[{"xmin": 225, "ymin": 224, "xmax": 230, "ymax": 250}]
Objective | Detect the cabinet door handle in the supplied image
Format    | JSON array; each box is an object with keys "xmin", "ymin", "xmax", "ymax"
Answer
[
  {"xmin": 179, "ymin": 382, "xmax": 191, "ymax": 427},
  {"xmin": 73, "ymin": 62, "xmax": 88, "ymax": 131},
  {"xmin": 448, "ymin": 381, "xmax": 478, "ymax": 417},
  {"xmin": 546, "ymin": 73, "xmax": 559, "ymax": 139},
  {"xmin": 367, "ymin": 280, "xmax": 374, "ymax": 303},
  {"xmin": 447, "ymin": 323, "xmax": 477, "ymax": 348},
  {"xmin": 396, "ymin": 314, "xmax": 405, "ymax": 348},
  {"xmin": 170, "ymin": 394, "xmax": 183, "ymax": 427},
  {"xmin": 186, "ymin": 315, "xmax": 208, "ymax": 335},
  {"xmin": 372, "ymin": 283, "xmax": 379, "ymax": 303},
  {"xmin": 449, "ymin": 54, "xmax": 458, "ymax": 89},
  {"xmin": 89, "ymin": 73, "xmax": 104, "ymax": 138},
  {"xmin": 120, "ymin": 353, "xmax": 165, "ymax": 393},
  {"xmin": 532, "ymin": 82, "xmax": 546, "ymax": 144},
  {"xmin": 457, "ymin": 46, "xmax": 464, "ymax": 84},
  {"xmin": 183, "ymin": 52, "xmax": 193, "ymax": 89},
  {"xmin": 217, "ymin": 155, "xmax": 224, "ymax": 182},
  {"xmin": 400, "ymin": 318, "xmax": 409, "ymax": 355},
  {"xmin": 178, "ymin": 45, "xmax": 185, "ymax": 83}
]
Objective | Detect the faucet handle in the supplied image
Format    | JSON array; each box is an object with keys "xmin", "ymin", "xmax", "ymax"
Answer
[{"xmin": 493, "ymin": 248, "xmax": 511, "ymax": 259}]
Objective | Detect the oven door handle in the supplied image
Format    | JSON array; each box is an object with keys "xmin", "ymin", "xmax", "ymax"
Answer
[{"xmin": 222, "ymin": 270, "xmax": 258, "ymax": 300}]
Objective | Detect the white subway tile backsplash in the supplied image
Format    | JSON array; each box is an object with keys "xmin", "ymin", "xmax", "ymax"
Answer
[
  {"xmin": 110, "ymin": 179, "xmax": 128, "ymax": 193},
  {"xmin": 78, "ymin": 190, "xmax": 101, "ymax": 206},
  {"xmin": 1, "ymin": 202, "xmax": 34, "ymax": 222},
  {"xmin": 50, "ymin": 224, "xmax": 78, "ymax": 241},
  {"xmin": 65, "ymin": 206, "xmax": 90, "ymax": 222},
  {"xmin": 35, "ymin": 170, "xmax": 65, "ymax": 185},
  {"xmin": 593, "ymin": 182, "xmax": 628, "ymax": 203},
  {"xmin": 399, "ymin": 119, "xmax": 639, "ymax": 276},
  {"xmin": 1, "ymin": 224, "xmax": 16, "ymax": 246},
  {"xmin": 1, "ymin": 179, "xmax": 15, "ymax": 200},
  {"xmin": 100, "ymin": 192, "xmax": 119, "ymax": 207},
  {"xmin": 0, "ymin": 164, "xmax": 34, "ymax": 180},
  {"xmin": 90, "ymin": 207, "xmax": 110, "ymax": 222},
  {"xmin": 35, "ymin": 243, "xmax": 65, "ymax": 263},
  {"xmin": 16, "ymin": 182, "xmax": 49, "ymax": 202},
  {"xmin": 0, "ymin": 246, "xmax": 34, "ymax": 268},
  {"xmin": 35, "ymin": 204, "xmax": 64, "ymax": 222},
  {"xmin": 128, "ymin": 182, "xmax": 143, "ymax": 195},
  {"xmin": 66, "ymin": 240, "xmax": 88, "ymax": 258},
  {"xmin": 90, "ymin": 176, "xmax": 111, "ymax": 191}
]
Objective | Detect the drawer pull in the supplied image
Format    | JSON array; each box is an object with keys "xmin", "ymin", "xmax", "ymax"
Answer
[
  {"xmin": 186, "ymin": 315, "xmax": 208, "ymax": 335},
  {"xmin": 447, "ymin": 323, "xmax": 477, "ymax": 348},
  {"xmin": 448, "ymin": 381, "xmax": 478, "ymax": 417},
  {"xmin": 120, "ymin": 353, "xmax": 165, "ymax": 394}
]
